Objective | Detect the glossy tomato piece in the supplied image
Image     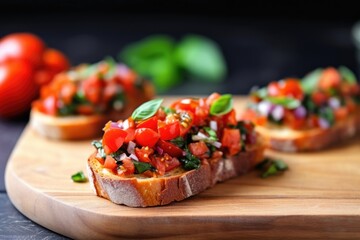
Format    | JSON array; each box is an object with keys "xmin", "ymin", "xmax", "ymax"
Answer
[
  {"xmin": 121, "ymin": 158, "xmax": 135, "ymax": 175},
  {"xmin": 164, "ymin": 157, "xmax": 181, "ymax": 172},
  {"xmin": 158, "ymin": 120, "xmax": 180, "ymax": 140},
  {"xmin": 178, "ymin": 111, "xmax": 193, "ymax": 136},
  {"xmin": 102, "ymin": 128, "xmax": 128, "ymax": 154},
  {"xmin": 135, "ymin": 128, "xmax": 159, "ymax": 148},
  {"xmin": 0, "ymin": 33, "xmax": 45, "ymax": 66},
  {"xmin": 135, "ymin": 147, "xmax": 154, "ymax": 163},
  {"xmin": 81, "ymin": 75, "xmax": 105, "ymax": 104},
  {"xmin": 0, "ymin": 59, "xmax": 38, "ymax": 118},
  {"xmin": 221, "ymin": 128, "xmax": 241, "ymax": 156},
  {"xmin": 268, "ymin": 79, "xmax": 303, "ymax": 100},
  {"xmin": 157, "ymin": 139, "xmax": 184, "ymax": 158},
  {"xmin": 188, "ymin": 141, "xmax": 210, "ymax": 158},
  {"xmin": 171, "ymin": 98, "xmax": 199, "ymax": 113},
  {"xmin": 311, "ymin": 91, "xmax": 328, "ymax": 106},
  {"xmin": 124, "ymin": 127, "xmax": 135, "ymax": 143},
  {"xmin": 42, "ymin": 48, "xmax": 70, "ymax": 73},
  {"xmin": 136, "ymin": 116, "xmax": 158, "ymax": 131},
  {"xmin": 104, "ymin": 155, "xmax": 117, "ymax": 170},
  {"xmin": 41, "ymin": 95, "xmax": 58, "ymax": 115},
  {"xmin": 319, "ymin": 67, "xmax": 341, "ymax": 90},
  {"xmin": 283, "ymin": 110, "xmax": 306, "ymax": 130}
]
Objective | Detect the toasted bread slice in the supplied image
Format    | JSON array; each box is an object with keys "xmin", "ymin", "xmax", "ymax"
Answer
[
  {"xmin": 255, "ymin": 112, "xmax": 360, "ymax": 152},
  {"xmin": 87, "ymin": 141, "xmax": 265, "ymax": 207}
]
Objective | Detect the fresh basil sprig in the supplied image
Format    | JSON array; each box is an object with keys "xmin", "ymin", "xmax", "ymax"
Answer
[
  {"xmin": 267, "ymin": 96, "xmax": 301, "ymax": 109},
  {"xmin": 339, "ymin": 66, "xmax": 357, "ymax": 84},
  {"xmin": 301, "ymin": 68, "xmax": 323, "ymax": 94},
  {"xmin": 131, "ymin": 98, "xmax": 163, "ymax": 121},
  {"xmin": 210, "ymin": 94, "xmax": 233, "ymax": 116},
  {"xmin": 133, "ymin": 161, "xmax": 154, "ymax": 174},
  {"xmin": 71, "ymin": 171, "xmax": 88, "ymax": 183},
  {"xmin": 256, "ymin": 158, "xmax": 288, "ymax": 178}
]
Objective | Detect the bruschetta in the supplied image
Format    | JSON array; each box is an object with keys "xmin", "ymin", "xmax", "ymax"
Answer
[
  {"xmin": 241, "ymin": 66, "xmax": 360, "ymax": 152},
  {"xmin": 87, "ymin": 93, "xmax": 265, "ymax": 207},
  {"xmin": 30, "ymin": 58, "xmax": 154, "ymax": 140}
]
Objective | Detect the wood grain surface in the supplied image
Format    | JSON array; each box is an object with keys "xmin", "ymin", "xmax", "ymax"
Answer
[{"xmin": 5, "ymin": 96, "xmax": 360, "ymax": 239}]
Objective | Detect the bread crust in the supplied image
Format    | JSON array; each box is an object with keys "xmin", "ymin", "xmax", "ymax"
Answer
[
  {"xmin": 87, "ymin": 142, "xmax": 265, "ymax": 207},
  {"xmin": 256, "ymin": 112, "xmax": 360, "ymax": 152}
]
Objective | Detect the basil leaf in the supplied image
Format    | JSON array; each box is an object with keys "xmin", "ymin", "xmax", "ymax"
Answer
[
  {"xmin": 252, "ymin": 87, "xmax": 268, "ymax": 99},
  {"xmin": 266, "ymin": 96, "xmax": 300, "ymax": 109},
  {"xmin": 261, "ymin": 164, "xmax": 278, "ymax": 178},
  {"xmin": 274, "ymin": 159, "xmax": 288, "ymax": 171},
  {"xmin": 170, "ymin": 136, "xmax": 186, "ymax": 148},
  {"xmin": 180, "ymin": 150, "xmax": 200, "ymax": 170},
  {"xmin": 210, "ymin": 94, "xmax": 233, "ymax": 116},
  {"xmin": 71, "ymin": 171, "xmax": 88, "ymax": 183},
  {"xmin": 338, "ymin": 66, "xmax": 357, "ymax": 84},
  {"xmin": 301, "ymin": 68, "xmax": 323, "ymax": 94},
  {"xmin": 175, "ymin": 35, "xmax": 227, "ymax": 82},
  {"xmin": 133, "ymin": 161, "xmax": 154, "ymax": 174},
  {"xmin": 256, "ymin": 158, "xmax": 288, "ymax": 178},
  {"xmin": 131, "ymin": 98, "xmax": 163, "ymax": 121}
]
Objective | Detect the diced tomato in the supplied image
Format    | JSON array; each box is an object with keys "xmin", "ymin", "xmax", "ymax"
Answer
[
  {"xmin": 158, "ymin": 120, "xmax": 180, "ymax": 140},
  {"xmin": 164, "ymin": 157, "xmax": 181, "ymax": 172},
  {"xmin": 136, "ymin": 115, "xmax": 158, "ymax": 131},
  {"xmin": 178, "ymin": 111, "xmax": 193, "ymax": 136},
  {"xmin": 311, "ymin": 91, "xmax": 328, "ymax": 106},
  {"xmin": 239, "ymin": 109, "xmax": 267, "ymax": 126},
  {"xmin": 283, "ymin": 110, "xmax": 306, "ymax": 130},
  {"xmin": 221, "ymin": 128, "xmax": 241, "ymax": 156},
  {"xmin": 205, "ymin": 92, "xmax": 221, "ymax": 106},
  {"xmin": 81, "ymin": 75, "xmax": 104, "ymax": 104},
  {"xmin": 157, "ymin": 139, "xmax": 184, "ymax": 158},
  {"xmin": 104, "ymin": 155, "xmax": 117, "ymax": 170},
  {"xmin": 134, "ymin": 147, "xmax": 154, "ymax": 163},
  {"xmin": 60, "ymin": 82, "xmax": 77, "ymax": 105},
  {"xmin": 346, "ymin": 99, "xmax": 357, "ymax": 113},
  {"xmin": 124, "ymin": 127, "xmax": 135, "ymax": 143},
  {"xmin": 308, "ymin": 115, "xmax": 320, "ymax": 128},
  {"xmin": 334, "ymin": 107, "xmax": 348, "ymax": 121},
  {"xmin": 119, "ymin": 157, "xmax": 135, "ymax": 175},
  {"xmin": 155, "ymin": 107, "xmax": 167, "ymax": 121},
  {"xmin": 151, "ymin": 156, "xmax": 166, "ymax": 176},
  {"xmin": 134, "ymin": 128, "xmax": 160, "ymax": 147},
  {"xmin": 171, "ymin": 98, "xmax": 199, "ymax": 113},
  {"xmin": 102, "ymin": 128, "xmax": 128, "ymax": 154},
  {"xmin": 41, "ymin": 95, "xmax": 57, "ymax": 115},
  {"xmin": 222, "ymin": 109, "xmax": 237, "ymax": 126},
  {"xmin": 268, "ymin": 79, "xmax": 303, "ymax": 100},
  {"xmin": 319, "ymin": 67, "xmax": 341, "ymax": 90},
  {"xmin": 188, "ymin": 141, "xmax": 210, "ymax": 159}
]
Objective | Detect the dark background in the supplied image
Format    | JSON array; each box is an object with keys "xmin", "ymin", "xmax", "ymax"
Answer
[{"xmin": 1, "ymin": 1, "xmax": 360, "ymax": 238}]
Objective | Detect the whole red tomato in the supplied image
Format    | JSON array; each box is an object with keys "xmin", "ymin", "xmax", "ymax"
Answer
[
  {"xmin": 0, "ymin": 33, "xmax": 45, "ymax": 66},
  {"xmin": 0, "ymin": 59, "xmax": 38, "ymax": 118},
  {"xmin": 0, "ymin": 32, "xmax": 70, "ymax": 118}
]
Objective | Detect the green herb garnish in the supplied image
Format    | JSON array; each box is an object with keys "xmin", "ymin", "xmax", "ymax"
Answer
[
  {"xmin": 133, "ymin": 161, "xmax": 154, "ymax": 174},
  {"xmin": 339, "ymin": 66, "xmax": 357, "ymax": 84},
  {"xmin": 131, "ymin": 98, "xmax": 163, "ymax": 121},
  {"xmin": 210, "ymin": 94, "xmax": 233, "ymax": 116},
  {"xmin": 301, "ymin": 68, "xmax": 323, "ymax": 94},
  {"xmin": 170, "ymin": 136, "xmax": 186, "ymax": 148},
  {"xmin": 71, "ymin": 171, "xmax": 88, "ymax": 183},
  {"xmin": 267, "ymin": 96, "xmax": 301, "ymax": 109},
  {"xmin": 203, "ymin": 127, "xmax": 218, "ymax": 141},
  {"xmin": 256, "ymin": 158, "xmax": 288, "ymax": 178},
  {"xmin": 180, "ymin": 150, "xmax": 200, "ymax": 170}
]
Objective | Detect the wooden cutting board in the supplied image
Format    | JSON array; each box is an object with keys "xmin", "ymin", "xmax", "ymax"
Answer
[{"xmin": 5, "ymin": 96, "xmax": 360, "ymax": 239}]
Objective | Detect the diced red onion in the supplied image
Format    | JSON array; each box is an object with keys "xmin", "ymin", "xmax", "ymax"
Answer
[
  {"xmin": 116, "ymin": 64, "xmax": 130, "ymax": 77},
  {"xmin": 294, "ymin": 106, "xmax": 307, "ymax": 119},
  {"xmin": 328, "ymin": 97, "xmax": 340, "ymax": 109},
  {"xmin": 119, "ymin": 153, "xmax": 128, "ymax": 161},
  {"xmin": 318, "ymin": 118, "xmax": 330, "ymax": 129},
  {"xmin": 211, "ymin": 141, "xmax": 222, "ymax": 148},
  {"xmin": 110, "ymin": 121, "xmax": 121, "ymax": 129},
  {"xmin": 129, "ymin": 153, "xmax": 139, "ymax": 161},
  {"xmin": 127, "ymin": 141, "xmax": 136, "ymax": 154},
  {"xmin": 156, "ymin": 146, "xmax": 164, "ymax": 155},
  {"xmin": 210, "ymin": 120, "xmax": 218, "ymax": 131},
  {"xmin": 271, "ymin": 105, "xmax": 285, "ymax": 121},
  {"xmin": 257, "ymin": 100, "xmax": 273, "ymax": 116}
]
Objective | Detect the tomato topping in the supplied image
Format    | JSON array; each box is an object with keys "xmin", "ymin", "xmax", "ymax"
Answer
[
  {"xmin": 283, "ymin": 110, "xmax": 306, "ymax": 130},
  {"xmin": 311, "ymin": 91, "xmax": 328, "ymax": 106},
  {"xmin": 124, "ymin": 128, "xmax": 135, "ymax": 143},
  {"xmin": 136, "ymin": 116, "xmax": 158, "ymax": 131},
  {"xmin": 134, "ymin": 128, "xmax": 160, "ymax": 148},
  {"xmin": 189, "ymin": 141, "xmax": 210, "ymax": 159},
  {"xmin": 171, "ymin": 98, "xmax": 199, "ymax": 113},
  {"xmin": 221, "ymin": 128, "xmax": 241, "ymax": 156},
  {"xmin": 205, "ymin": 92, "xmax": 221, "ymax": 106},
  {"xmin": 60, "ymin": 82, "xmax": 77, "ymax": 105},
  {"xmin": 319, "ymin": 67, "xmax": 341, "ymax": 90},
  {"xmin": 268, "ymin": 79, "xmax": 304, "ymax": 100},
  {"xmin": 119, "ymin": 158, "xmax": 135, "ymax": 175},
  {"xmin": 102, "ymin": 128, "xmax": 128, "ymax": 154},
  {"xmin": 178, "ymin": 111, "xmax": 193, "ymax": 136},
  {"xmin": 151, "ymin": 156, "xmax": 166, "ymax": 176},
  {"xmin": 222, "ymin": 109, "xmax": 237, "ymax": 126},
  {"xmin": 81, "ymin": 76, "xmax": 104, "ymax": 104},
  {"xmin": 164, "ymin": 157, "xmax": 181, "ymax": 172},
  {"xmin": 104, "ymin": 156, "xmax": 117, "ymax": 170},
  {"xmin": 239, "ymin": 109, "xmax": 267, "ymax": 126},
  {"xmin": 158, "ymin": 120, "xmax": 180, "ymax": 140},
  {"xmin": 157, "ymin": 139, "xmax": 184, "ymax": 158},
  {"xmin": 135, "ymin": 147, "xmax": 154, "ymax": 163},
  {"xmin": 42, "ymin": 95, "xmax": 58, "ymax": 116},
  {"xmin": 334, "ymin": 107, "xmax": 348, "ymax": 121}
]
